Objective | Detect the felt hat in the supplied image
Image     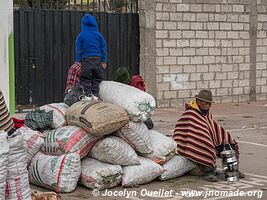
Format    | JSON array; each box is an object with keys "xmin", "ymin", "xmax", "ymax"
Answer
[
  {"xmin": 195, "ymin": 89, "xmax": 214, "ymax": 103},
  {"xmin": 113, "ymin": 67, "xmax": 131, "ymax": 84}
]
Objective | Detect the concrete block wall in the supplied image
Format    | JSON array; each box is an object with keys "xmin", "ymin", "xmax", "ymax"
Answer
[{"xmin": 154, "ymin": 0, "xmax": 267, "ymax": 107}]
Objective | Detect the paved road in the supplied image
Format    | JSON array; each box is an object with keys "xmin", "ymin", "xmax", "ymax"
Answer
[{"xmin": 31, "ymin": 101, "xmax": 267, "ymax": 200}]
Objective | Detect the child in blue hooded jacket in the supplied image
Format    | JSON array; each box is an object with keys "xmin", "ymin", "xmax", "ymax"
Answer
[{"xmin": 76, "ymin": 14, "xmax": 107, "ymax": 100}]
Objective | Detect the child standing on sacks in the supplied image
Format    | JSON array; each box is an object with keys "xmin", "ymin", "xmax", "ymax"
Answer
[{"xmin": 76, "ymin": 14, "xmax": 108, "ymax": 101}]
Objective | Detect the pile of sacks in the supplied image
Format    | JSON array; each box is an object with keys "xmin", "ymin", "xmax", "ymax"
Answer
[{"xmin": 1, "ymin": 81, "xmax": 196, "ymax": 196}]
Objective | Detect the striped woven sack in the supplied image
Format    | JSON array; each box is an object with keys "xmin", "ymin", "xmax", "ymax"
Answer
[{"xmin": 41, "ymin": 125, "xmax": 99, "ymax": 158}]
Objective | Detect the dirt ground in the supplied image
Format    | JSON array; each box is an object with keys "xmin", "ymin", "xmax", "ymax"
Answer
[{"xmin": 29, "ymin": 100, "xmax": 267, "ymax": 200}]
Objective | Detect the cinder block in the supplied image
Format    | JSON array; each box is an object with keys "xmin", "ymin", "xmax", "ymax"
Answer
[
  {"xmin": 190, "ymin": 39, "xmax": 203, "ymax": 47},
  {"xmin": 157, "ymin": 48, "xmax": 169, "ymax": 56},
  {"xmin": 221, "ymin": 5, "xmax": 232, "ymax": 12},
  {"xmin": 156, "ymin": 22, "xmax": 163, "ymax": 29},
  {"xmin": 216, "ymin": 88, "xmax": 228, "ymax": 96},
  {"xmin": 177, "ymin": 40, "xmax": 190, "ymax": 47},
  {"xmin": 156, "ymin": 57, "xmax": 163, "ymax": 65},
  {"xmin": 177, "ymin": 4, "xmax": 190, "ymax": 12},
  {"xmin": 190, "ymin": 73, "xmax": 202, "ymax": 81},
  {"xmin": 169, "ymin": 30, "xmax": 182, "ymax": 38},
  {"xmin": 163, "ymin": 3, "xmax": 177, "ymax": 12},
  {"xmin": 203, "ymin": 4, "xmax": 216, "ymax": 12},
  {"xmin": 170, "ymin": 13, "xmax": 183, "ymax": 21},
  {"xmin": 183, "ymin": 13, "xmax": 196, "ymax": 21},
  {"xmin": 157, "ymin": 65, "xmax": 170, "ymax": 74},
  {"xmin": 196, "ymin": 48, "xmax": 209, "ymax": 56},
  {"xmin": 203, "ymin": 72, "xmax": 215, "ymax": 80},
  {"xmin": 220, "ymin": 23, "xmax": 231, "ymax": 30},
  {"xmin": 221, "ymin": 40, "xmax": 232, "ymax": 47},
  {"xmin": 215, "ymin": 72, "xmax": 227, "ymax": 80},
  {"xmin": 157, "ymin": 100, "xmax": 170, "ymax": 108},
  {"xmin": 215, "ymin": 14, "xmax": 227, "ymax": 21},
  {"xmin": 239, "ymin": 14, "xmax": 249, "ymax": 22},
  {"xmin": 215, "ymin": 31, "xmax": 227, "ymax": 39},
  {"xmin": 170, "ymin": 65, "xmax": 183, "ymax": 73},
  {"xmin": 222, "ymin": 80, "xmax": 233, "ymax": 87},
  {"xmin": 183, "ymin": 48, "xmax": 196, "ymax": 56},
  {"xmin": 191, "ymin": 22, "xmax": 203, "ymax": 30},
  {"xmin": 156, "ymin": 30, "xmax": 168, "ymax": 39},
  {"xmin": 164, "ymin": 91, "xmax": 177, "ymax": 99},
  {"xmin": 196, "ymin": 80, "xmax": 209, "ymax": 89},
  {"xmin": 232, "ymin": 23, "xmax": 244, "ymax": 30},
  {"xmin": 156, "ymin": 12, "xmax": 169, "ymax": 21},
  {"xmin": 209, "ymin": 48, "xmax": 221, "ymax": 55},
  {"xmin": 239, "ymin": 48, "xmax": 249, "ymax": 55},
  {"xmin": 233, "ymin": 87, "xmax": 243, "ymax": 95},
  {"xmin": 164, "ymin": 57, "xmax": 177, "ymax": 65},
  {"xmin": 170, "ymin": 48, "xmax": 183, "ymax": 56},
  {"xmin": 183, "ymin": 65, "xmax": 196, "ymax": 73},
  {"xmin": 178, "ymin": 57, "xmax": 190, "ymax": 64},
  {"xmin": 203, "ymin": 56, "xmax": 216, "ymax": 64},
  {"xmin": 233, "ymin": 5, "xmax": 244, "ymax": 12},
  {"xmin": 256, "ymin": 78, "xmax": 267, "ymax": 85},
  {"xmin": 156, "ymin": 40, "xmax": 162, "ymax": 48},
  {"xmin": 233, "ymin": 40, "xmax": 244, "ymax": 47},
  {"xmin": 156, "ymin": 3, "xmax": 163, "ymax": 12},
  {"xmin": 203, "ymin": 39, "xmax": 215, "ymax": 47},
  {"xmin": 207, "ymin": 22, "xmax": 219, "ymax": 30},
  {"xmin": 191, "ymin": 57, "xmax": 203, "ymax": 64},
  {"xmin": 196, "ymin": 13, "xmax": 209, "ymax": 21},
  {"xmin": 177, "ymin": 22, "xmax": 190, "ymax": 30},
  {"xmin": 182, "ymin": 31, "xmax": 195, "ymax": 38},
  {"xmin": 190, "ymin": 4, "xmax": 202, "ymax": 12},
  {"xmin": 209, "ymin": 80, "xmax": 221, "ymax": 88},
  {"xmin": 163, "ymin": 39, "xmax": 177, "ymax": 47},
  {"xmin": 163, "ymin": 22, "xmax": 177, "ymax": 30},
  {"xmin": 222, "ymin": 64, "xmax": 233, "ymax": 72},
  {"xmin": 196, "ymin": 31, "xmax": 208, "ymax": 38},
  {"xmin": 239, "ymin": 79, "xmax": 250, "ymax": 87},
  {"xmin": 228, "ymin": 72, "xmax": 239, "ymax": 79},
  {"xmin": 196, "ymin": 65, "xmax": 209, "ymax": 72},
  {"xmin": 158, "ymin": 82, "xmax": 170, "ymax": 91},
  {"xmin": 227, "ymin": 14, "xmax": 239, "ymax": 22},
  {"xmin": 209, "ymin": 64, "xmax": 222, "ymax": 72},
  {"xmin": 178, "ymin": 90, "xmax": 191, "ymax": 98},
  {"xmin": 227, "ymin": 31, "xmax": 239, "ymax": 38}
]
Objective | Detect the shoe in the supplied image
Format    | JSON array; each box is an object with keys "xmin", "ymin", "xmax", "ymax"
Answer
[
  {"xmin": 239, "ymin": 171, "xmax": 245, "ymax": 178},
  {"xmin": 202, "ymin": 173, "xmax": 218, "ymax": 182}
]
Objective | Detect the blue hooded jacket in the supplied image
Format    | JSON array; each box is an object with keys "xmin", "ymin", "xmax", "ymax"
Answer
[{"xmin": 76, "ymin": 14, "xmax": 107, "ymax": 62}]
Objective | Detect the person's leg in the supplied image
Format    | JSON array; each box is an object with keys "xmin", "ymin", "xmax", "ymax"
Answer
[
  {"xmin": 91, "ymin": 58, "xmax": 103, "ymax": 97},
  {"xmin": 80, "ymin": 58, "xmax": 94, "ymax": 96}
]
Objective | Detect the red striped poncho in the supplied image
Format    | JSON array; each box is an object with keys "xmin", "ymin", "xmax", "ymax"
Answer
[{"xmin": 172, "ymin": 104, "xmax": 239, "ymax": 167}]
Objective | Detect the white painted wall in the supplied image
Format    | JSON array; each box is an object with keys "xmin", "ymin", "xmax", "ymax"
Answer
[{"xmin": 0, "ymin": 0, "xmax": 13, "ymax": 107}]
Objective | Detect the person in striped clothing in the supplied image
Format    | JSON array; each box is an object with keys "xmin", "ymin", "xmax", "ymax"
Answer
[
  {"xmin": 173, "ymin": 89, "xmax": 244, "ymax": 182},
  {"xmin": 0, "ymin": 89, "xmax": 15, "ymax": 135}
]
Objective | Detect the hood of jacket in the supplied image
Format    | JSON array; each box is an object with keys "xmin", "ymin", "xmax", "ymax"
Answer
[{"xmin": 81, "ymin": 14, "xmax": 98, "ymax": 31}]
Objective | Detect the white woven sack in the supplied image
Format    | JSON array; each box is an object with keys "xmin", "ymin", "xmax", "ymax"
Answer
[
  {"xmin": 115, "ymin": 121, "xmax": 153, "ymax": 154},
  {"xmin": 29, "ymin": 152, "xmax": 81, "ymax": 193},
  {"xmin": 142, "ymin": 130, "xmax": 177, "ymax": 164},
  {"xmin": 41, "ymin": 125, "xmax": 99, "ymax": 158},
  {"xmin": 0, "ymin": 133, "xmax": 9, "ymax": 200},
  {"xmin": 14, "ymin": 126, "xmax": 44, "ymax": 166},
  {"xmin": 89, "ymin": 136, "xmax": 140, "ymax": 166},
  {"xmin": 80, "ymin": 157, "xmax": 123, "ymax": 190},
  {"xmin": 159, "ymin": 156, "xmax": 196, "ymax": 180},
  {"xmin": 99, "ymin": 81, "xmax": 156, "ymax": 122},
  {"xmin": 122, "ymin": 157, "xmax": 164, "ymax": 187},
  {"xmin": 5, "ymin": 132, "xmax": 31, "ymax": 200},
  {"xmin": 40, "ymin": 102, "xmax": 69, "ymax": 129}
]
